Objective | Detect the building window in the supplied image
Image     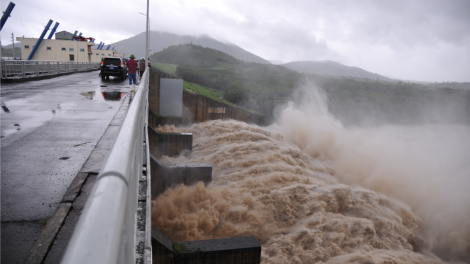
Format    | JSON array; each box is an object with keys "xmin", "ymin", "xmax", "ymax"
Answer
[
  {"xmin": 80, "ymin": 48, "xmax": 85, "ymax": 52},
  {"xmin": 102, "ymin": 54, "xmax": 104, "ymax": 56},
  {"xmin": 208, "ymin": 107, "xmax": 226, "ymax": 114},
  {"xmin": 96, "ymin": 53, "xmax": 99, "ymax": 55},
  {"xmin": 108, "ymin": 54, "xmax": 111, "ymax": 56},
  {"xmin": 69, "ymin": 48, "xmax": 74, "ymax": 51},
  {"xmin": 46, "ymin": 47, "xmax": 52, "ymax": 50},
  {"xmin": 61, "ymin": 47, "xmax": 66, "ymax": 51},
  {"xmin": 24, "ymin": 45, "xmax": 30, "ymax": 49}
]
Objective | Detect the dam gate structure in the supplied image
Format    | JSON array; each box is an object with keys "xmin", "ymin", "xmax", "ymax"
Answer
[{"xmin": 146, "ymin": 67, "xmax": 263, "ymax": 263}]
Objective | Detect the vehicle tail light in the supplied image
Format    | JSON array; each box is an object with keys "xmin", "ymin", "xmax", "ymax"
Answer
[
  {"xmin": 121, "ymin": 62, "xmax": 123, "ymax": 66},
  {"xmin": 101, "ymin": 61, "xmax": 103, "ymax": 66}
]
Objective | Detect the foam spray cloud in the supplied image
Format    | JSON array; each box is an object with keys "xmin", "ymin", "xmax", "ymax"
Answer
[{"xmin": 152, "ymin": 82, "xmax": 470, "ymax": 263}]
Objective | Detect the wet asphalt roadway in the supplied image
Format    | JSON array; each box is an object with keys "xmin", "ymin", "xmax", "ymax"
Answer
[{"xmin": 1, "ymin": 71, "xmax": 131, "ymax": 263}]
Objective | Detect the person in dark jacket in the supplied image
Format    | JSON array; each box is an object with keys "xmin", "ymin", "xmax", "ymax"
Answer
[
  {"xmin": 139, "ymin": 57, "xmax": 145, "ymax": 80},
  {"xmin": 127, "ymin": 54, "xmax": 138, "ymax": 91}
]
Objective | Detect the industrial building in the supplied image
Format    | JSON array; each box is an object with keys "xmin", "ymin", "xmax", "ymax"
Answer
[
  {"xmin": 54, "ymin": 30, "xmax": 73, "ymax": 40},
  {"xmin": 17, "ymin": 37, "xmax": 125, "ymax": 62}
]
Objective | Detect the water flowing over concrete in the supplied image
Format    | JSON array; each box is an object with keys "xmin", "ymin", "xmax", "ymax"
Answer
[{"xmin": 151, "ymin": 85, "xmax": 470, "ymax": 263}]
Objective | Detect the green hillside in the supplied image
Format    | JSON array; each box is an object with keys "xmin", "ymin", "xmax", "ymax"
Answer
[
  {"xmin": 150, "ymin": 44, "xmax": 470, "ymax": 126},
  {"xmin": 151, "ymin": 44, "xmax": 301, "ymax": 117}
]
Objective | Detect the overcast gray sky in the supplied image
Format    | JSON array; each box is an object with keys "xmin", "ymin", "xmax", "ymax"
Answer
[{"xmin": 1, "ymin": 0, "xmax": 469, "ymax": 82}]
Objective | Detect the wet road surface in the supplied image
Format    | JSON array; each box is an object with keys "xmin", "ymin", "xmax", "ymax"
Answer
[{"xmin": 1, "ymin": 71, "xmax": 131, "ymax": 263}]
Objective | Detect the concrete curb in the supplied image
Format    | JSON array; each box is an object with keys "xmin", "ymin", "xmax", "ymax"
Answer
[
  {"xmin": 24, "ymin": 203, "xmax": 72, "ymax": 264},
  {"xmin": 24, "ymin": 92, "xmax": 131, "ymax": 264}
]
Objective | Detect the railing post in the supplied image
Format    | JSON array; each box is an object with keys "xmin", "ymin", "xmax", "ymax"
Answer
[{"xmin": 2, "ymin": 60, "xmax": 102, "ymax": 80}]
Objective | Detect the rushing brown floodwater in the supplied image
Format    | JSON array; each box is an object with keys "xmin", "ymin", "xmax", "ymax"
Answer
[{"xmin": 152, "ymin": 89, "xmax": 470, "ymax": 263}]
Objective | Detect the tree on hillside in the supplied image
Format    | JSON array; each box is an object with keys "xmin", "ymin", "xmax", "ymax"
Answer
[{"xmin": 224, "ymin": 82, "xmax": 247, "ymax": 103}]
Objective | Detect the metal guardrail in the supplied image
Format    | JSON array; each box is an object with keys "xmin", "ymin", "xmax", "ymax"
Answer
[
  {"xmin": 61, "ymin": 69, "xmax": 150, "ymax": 264},
  {"xmin": 0, "ymin": 60, "xmax": 100, "ymax": 79}
]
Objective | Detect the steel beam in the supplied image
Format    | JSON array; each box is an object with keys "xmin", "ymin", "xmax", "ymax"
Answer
[
  {"xmin": 27, "ymin": 19, "xmax": 53, "ymax": 60},
  {"xmin": 47, "ymin": 22, "xmax": 60, "ymax": 39},
  {"xmin": 70, "ymin": 30, "xmax": 78, "ymax": 41},
  {"xmin": 0, "ymin": 2, "xmax": 15, "ymax": 31}
]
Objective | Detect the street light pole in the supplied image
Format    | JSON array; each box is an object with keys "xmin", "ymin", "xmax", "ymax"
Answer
[{"xmin": 145, "ymin": 0, "xmax": 149, "ymax": 70}]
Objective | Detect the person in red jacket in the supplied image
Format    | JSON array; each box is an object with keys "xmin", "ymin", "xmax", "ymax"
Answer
[{"xmin": 127, "ymin": 54, "xmax": 138, "ymax": 91}]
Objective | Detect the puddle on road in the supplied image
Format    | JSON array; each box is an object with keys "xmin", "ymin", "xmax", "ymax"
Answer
[
  {"xmin": 79, "ymin": 87, "xmax": 127, "ymax": 101},
  {"xmin": 1, "ymin": 109, "xmax": 54, "ymax": 137}
]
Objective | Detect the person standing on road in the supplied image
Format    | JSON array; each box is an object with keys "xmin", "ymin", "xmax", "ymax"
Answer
[
  {"xmin": 139, "ymin": 57, "xmax": 145, "ymax": 81},
  {"xmin": 127, "ymin": 54, "xmax": 138, "ymax": 92}
]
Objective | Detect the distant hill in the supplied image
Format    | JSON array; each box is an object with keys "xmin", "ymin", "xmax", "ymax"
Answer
[
  {"xmin": 428, "ymin": 82, "xmax": 470, "ymax": 90},
  {"xmin": 150, "ymin": 44, "xmax": 470, "ymax": 126},
  {"xmin": 107, "ymin": 31, "xmax": 270, "ymax": 64},
  {"xmin": 150, "ymin": 44, "xmax": 240, "ymax": 69},
  {"xmin": 1, "ymin": 42, "xmax": 22, "ymax": 58},
  {"xmin": 283, "ymin": 60, "xmax": 394, "ymax": 81},
  {"xmin": 269, "ymin": 60, "xmax": 285, "ymax": 65},
  {"xmin": 2, "ymin": 42, "xmax": 21, "ymax": 49}
]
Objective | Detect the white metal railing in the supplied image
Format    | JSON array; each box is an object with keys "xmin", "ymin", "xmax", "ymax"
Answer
[
  {"xmin": 0, "ymin": 60, "xmax": 100, "ymax": 79},
  {"xmin": 61, "ymin": 69, "xmax": 150, "ymax": 264}
]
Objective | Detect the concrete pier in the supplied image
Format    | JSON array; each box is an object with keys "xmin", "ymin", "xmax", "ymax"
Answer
[
  {"xmin": 148, "ymin": 126, "xmax": 193, "ymax": 158},
  {"xmin": 150, "ymin": 156, "xmax": 212, "ymax": 198},
  {"xmin": 151, "ymin": 227, "xmax": 261, "ymax": 264}
]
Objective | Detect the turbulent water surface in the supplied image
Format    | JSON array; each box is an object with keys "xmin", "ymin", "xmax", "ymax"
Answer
[{"xmin": 151, "ymin": 88, "xmax": 470, "ymax": 264}]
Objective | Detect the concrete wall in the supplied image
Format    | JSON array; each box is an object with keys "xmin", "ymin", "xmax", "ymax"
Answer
[
  {"xmin": 148, "ymin": 67, "xmax": 181, "ymax": 117},
  {"xmin": 151, "ymin": 226, "xmax": 261, "ymax": 264},
  {"xmin": 173, "ymin": 236, "xmax": 261, "ymax": 264},
  {"xmin": 148, "ymin": 116, "xmax": 182, "ymax": 129},
  {"xmin": 148, "ymin": 127, "xmax": 192, "ymax": 159},
  {"xmin": 160, "ymin": 79, "xmax": 183, "ymax": 117},
  {"xmin": 182, "ymin": 92, "xmax": 264, "ymax": 125},
  {"xmin": 152, "ymin": 227, "xmax": 174, "ymax": 264},
  {"xmin": 148, "ymin": 67, "xmax": 263, "ymax": 126},
  {"xmin": 150, "ymin": 156, "xmax": 212, "ymax": 198},
  {"xmin": 147, "ymin": 127, "xmax": 211, "ymax": 198}
]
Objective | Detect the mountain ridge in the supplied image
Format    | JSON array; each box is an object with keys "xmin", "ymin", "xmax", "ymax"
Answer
[
  {"xmin": 107, "ymin": 31, "xmax": 271, "ymax": 64},
  {"xmin": 282, "ymin": 60, "xmax": 394, "ymax": 81}
]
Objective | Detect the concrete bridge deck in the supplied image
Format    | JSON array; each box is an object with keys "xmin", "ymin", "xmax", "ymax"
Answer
[{"xmin": 1, "ymin": 71, "xmax": 133, "ymax": 263}]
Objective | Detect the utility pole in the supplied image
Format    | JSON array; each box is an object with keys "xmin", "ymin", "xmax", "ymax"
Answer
[
  {"xmin": 11, "ymin": 32, "xmax": 15, "ymax": 59},
  {"xmin": 145, "ymin": 0, "xmax": 149, "ymax": 70}
]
